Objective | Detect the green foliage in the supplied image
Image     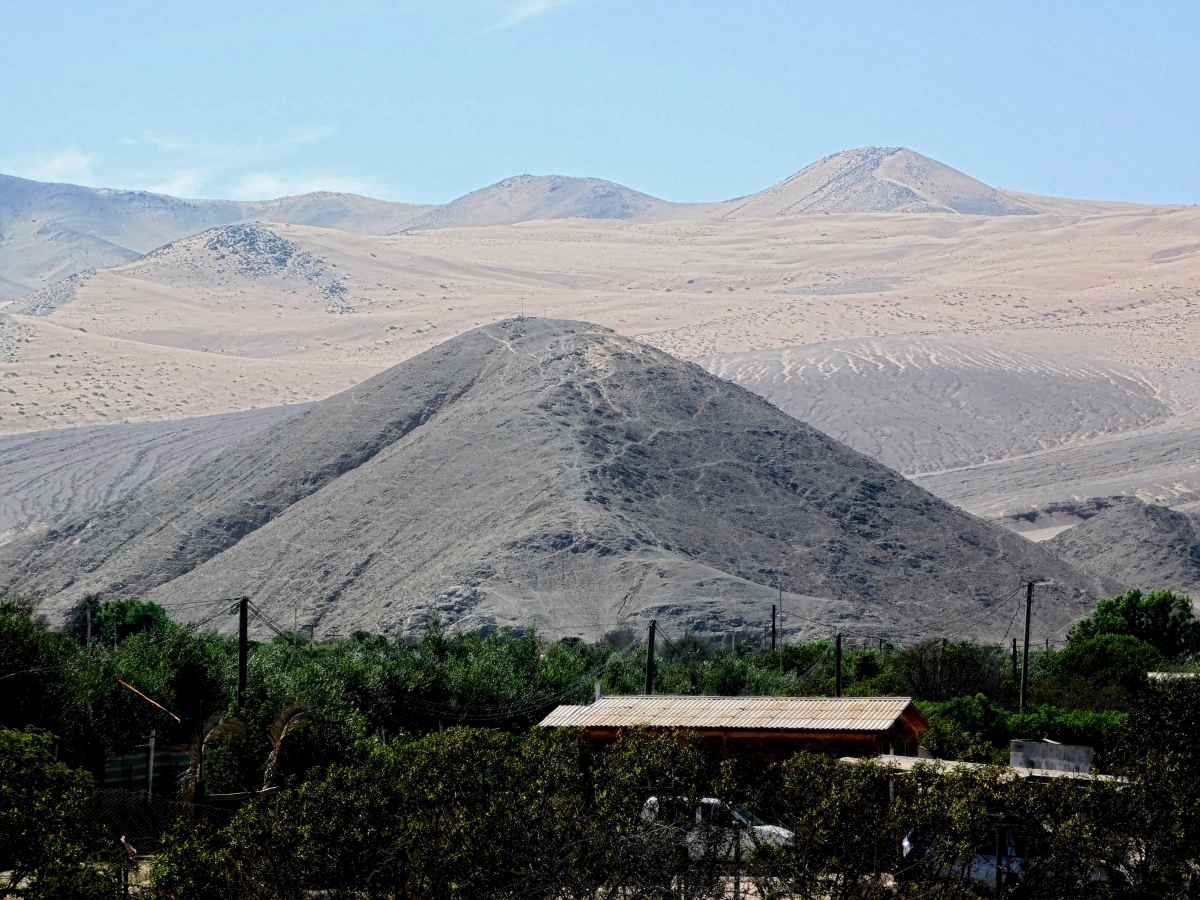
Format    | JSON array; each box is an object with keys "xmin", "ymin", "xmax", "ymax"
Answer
[
  {"xmin": 919, "ymin": 716, "xmax": 1002, "ymax": 764},
  {"xmin": 147, "ymin": 820, "xmax": 236, "ymax": 900},
  {"xmin": 918, "ymin": 694, "xmax": 1126, "ymax": 765},
  {"xmin": 897, "ymin": 641, "xmax": 1004, "ymax": 702},
  {"xmin": 767, "ymin": 753, "xmax": 894, "ymax": 899},
  {"xmin": 69, "ymin": 596, "xmax": 172, "ymax": 646},
  {"xmin": 0, "ymin": 728, "xmax": 126, "ymax": 899},
  {"xmin": 1070, "ymin": 588, "xmax": 1200, "ymax": 661},
  {"xmin": 1053, "ymin": 633, "xmax": 1164, "ymax": 688},
  {"xmin": 8, "ymin": 588, "xmax": 1200, "ymax": 897},
  {"xmin": 1004, "ymin": 705, "xmax": 1125, "ymax": 756}
]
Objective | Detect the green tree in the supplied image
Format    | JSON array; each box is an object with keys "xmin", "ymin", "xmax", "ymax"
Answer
[
  {"xmin": 765, "ymin": 754, "xmax": 894, "ymax": 900},
  {"xmin": 90, "ymin": 598, "xmax": 173, "ymax": 646},
  {"xmin": 1054, "ymin": 633, "xmax": 1164, "ymax": 690},
  {"xmin": 1070, "ymin": 589, "xmax": 1200, "ymax": 661},
  {"xmin": 0, "ymin": 728, "xmax": 125, "ymax": 899}
]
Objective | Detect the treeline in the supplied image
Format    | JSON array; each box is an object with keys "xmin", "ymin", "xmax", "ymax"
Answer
[
  {"xmin": 5, "ymin": 686, "xmax": 1200, "ymax": 899},
  {"xmin": 3, "ymin": 587, "xmax": 1200, "ymax": 897},
  {"xmin": 2, "ymin": 588, "xmax": 1198, "ymax": 787}
]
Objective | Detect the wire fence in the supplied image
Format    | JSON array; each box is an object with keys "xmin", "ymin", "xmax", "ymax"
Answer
[{"xmin": 90, "ymin": 789, "xmax": 233, "ymax": 853}]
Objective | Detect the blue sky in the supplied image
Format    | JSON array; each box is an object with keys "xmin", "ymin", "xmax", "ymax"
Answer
[{"xmin": 1, "ymin": 1, "xmax": 1197, "ymax": 204}]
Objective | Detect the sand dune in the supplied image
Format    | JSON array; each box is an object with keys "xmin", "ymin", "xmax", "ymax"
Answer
[
  {"xmin": 699, "ymin": 337, "xmax": 1170, "ymax": 475},
  {"xmin": 2, "ymin": 208, "xmax": 1197, "ymax": 449},
  {"xmin": 0, "ymin": 161, "xmax": 1196, "ymax": 539}
]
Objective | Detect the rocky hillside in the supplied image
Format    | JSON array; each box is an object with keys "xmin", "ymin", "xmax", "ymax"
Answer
[
  {"xmin": 1046, "ymin": 498, "xmax": 1200, "ymax": 596},
  {"xmin": 0, "ymin": 319, "xmax": 1111, "ymax": 642},
  {"xmin": 0, "ymin": 173, "xmax": 431, "ymax": 298}
]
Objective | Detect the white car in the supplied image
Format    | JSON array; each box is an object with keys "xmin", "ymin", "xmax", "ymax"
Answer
[{"xmin": 641, "ymin": 796, "xmax": 794, "ymax": 859}]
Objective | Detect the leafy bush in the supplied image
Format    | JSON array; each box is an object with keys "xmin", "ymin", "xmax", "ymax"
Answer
[
  {"xmin": 1070, "ymin": 588, "xmax": 1200, "ymax": 660},
  {"xmin": 1053, "ymin": 633, "xmax": 1163, "ymax": 688},
  {"xmin": 0, "ymin": 728, "xmax": 126, "ymax": 899}
]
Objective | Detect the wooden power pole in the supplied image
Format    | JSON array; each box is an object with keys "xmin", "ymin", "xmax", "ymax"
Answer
[
  {"xmin": 645, "ymin": 620, "xmax": 657, "ymax": 695},
  {"xmin": 835, "ymin": 633, "xmax": 843, "ymax": 698},
  {"xmin": 1020, "ymin": 582, "xmax": 1034, "ymax": 712},
  {"xmin": 238, "ymin": 597, "xmax": 249, "ymax": 706}
]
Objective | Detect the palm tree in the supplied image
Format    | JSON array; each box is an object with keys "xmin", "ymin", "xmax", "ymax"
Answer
[
  {"xmin": 180, "ymin": 714, "xmax": 245, "ymax": 804},
  {"xmin": 262, "ymin": 705, "xmax": 312, "ymax": 790}
]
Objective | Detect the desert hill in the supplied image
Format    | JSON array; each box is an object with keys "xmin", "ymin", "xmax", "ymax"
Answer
[
  {"xmin": 0, "ymin": 173, "xmax": 432, "ymax": 298},
  {"xmin": 0, "ymin": 318, "xmax": 1111, "ymax": 642},
  {"xmin": 2, "ymin": 200, "xmax": 1198, "ymax": 525},
  {"xmin": 398, "ymin": 175, "xmax": 704, "ymax": 231},
  {"xmin": 718, "ymin": 147, "xmax": 1041, "ymax": 217},
  {"xmin": 5, "ymin": 145, "xmax": 1144, "ymax": 299},
  {"xmin": 1045, "ymin": 498, "xmax": 1200, "ymax": 596}
]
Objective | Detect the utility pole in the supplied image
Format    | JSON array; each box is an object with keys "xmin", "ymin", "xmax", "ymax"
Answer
[
  {"xmin": 771, "ymin": 604, "xmax": 777, "ymax": 653},
  {"xmin": 645, "ymin": 620, "xmax": 657, "ymax": 695},
  {"xmin": 86, "ymin": 604, "xmax": 92, "ymax": 658},
  {"xmin": 147, "ymin": 729, "xmax": 156, "ymax": 799},
  {"xmin": 237, "ymin": 597, "xmax": 249, "ymax": 706},
  {"xmin": 1020, "ymin": 581, "xmax": 1034, "ymax": 713},
  {"xmin": 835, "ymin": 633, "xmax": 843, "ymax": 698}
]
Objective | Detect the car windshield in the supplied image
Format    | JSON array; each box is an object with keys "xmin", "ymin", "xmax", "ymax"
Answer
[{"xmin": 733, "ymin": 806, "xmax": 764, "ymax": 827}]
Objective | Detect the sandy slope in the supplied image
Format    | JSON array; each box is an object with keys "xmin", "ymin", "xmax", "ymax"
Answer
[
  {"xmin": 0, "ymin": 191, "xmax": 1196, "ymax": 542},
  {"xmin": 3, "ymin": 207, "xmax": 1197, "ymax": 429},
  {"xmin": 0, "ymin": 404, "xmax": 307, "ymax": 542}
]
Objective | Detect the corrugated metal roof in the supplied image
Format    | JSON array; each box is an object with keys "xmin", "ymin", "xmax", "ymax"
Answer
[{"xmin": 539, "ymin": 695, "xmax": 924, "ymax": 733}]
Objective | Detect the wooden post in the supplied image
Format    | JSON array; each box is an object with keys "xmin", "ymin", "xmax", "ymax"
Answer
[
  {"xmin": 835, "ymin": 633, "xmax": 843, "ymax": 697},
  {"xmin": 771, "ymin": 604, "xmax": 776, "ymax": 652},
  {"xmin": 645, "ymin": 620, "xmax": 657, "ymax": 695},
  {"xmin": 237, "ymin": 598, "xmax": 249, "ymax": 706},
  {"xmin": 147, "ymin": 729, "xmax": 156, "ymax": 798},
  {"xmin": 1020, "ymin": 582, "xmax": 1034, "ymax": 712}
]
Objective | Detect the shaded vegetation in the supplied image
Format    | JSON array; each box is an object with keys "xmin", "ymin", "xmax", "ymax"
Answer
[{"xmin": 2, "ymin": 586, "xmax": 1200, "ymax": 897}]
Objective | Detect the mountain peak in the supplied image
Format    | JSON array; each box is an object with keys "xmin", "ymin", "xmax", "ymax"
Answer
[
  {"xmin": 397, "ymin": 175, "xmax": 680, "ymax": 231},
  {"xmin": 721, "ymin": 146, "xmax": 1041, "ymax": 217},
  {"xmin": 1, "ymin": 317, "xmax": 1108, "ymax": 640}
]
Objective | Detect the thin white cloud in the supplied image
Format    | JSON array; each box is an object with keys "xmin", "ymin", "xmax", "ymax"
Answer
[
  {"xmin": 6, "ymin": 149, "xmax": 97, "ymax": 185},
  {"xmin": 1, "ymin": 131, "xmax": 369, "ymax": 200},
  {"xmin": 482, "ymin": 0, "xmax": 579, "ymax": 34},
  {"xmin": 145, "ymin": 171, "xmax": 208, "ymax": 198},
  {"xmin": 232, "ymin": 172, "xmax": 372, "ymax": 200}
]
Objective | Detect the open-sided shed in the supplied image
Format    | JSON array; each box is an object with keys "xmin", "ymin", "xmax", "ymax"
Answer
[{"xmin": 539, "ymin": 695, "xmax": 930, "ymax": 760}]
